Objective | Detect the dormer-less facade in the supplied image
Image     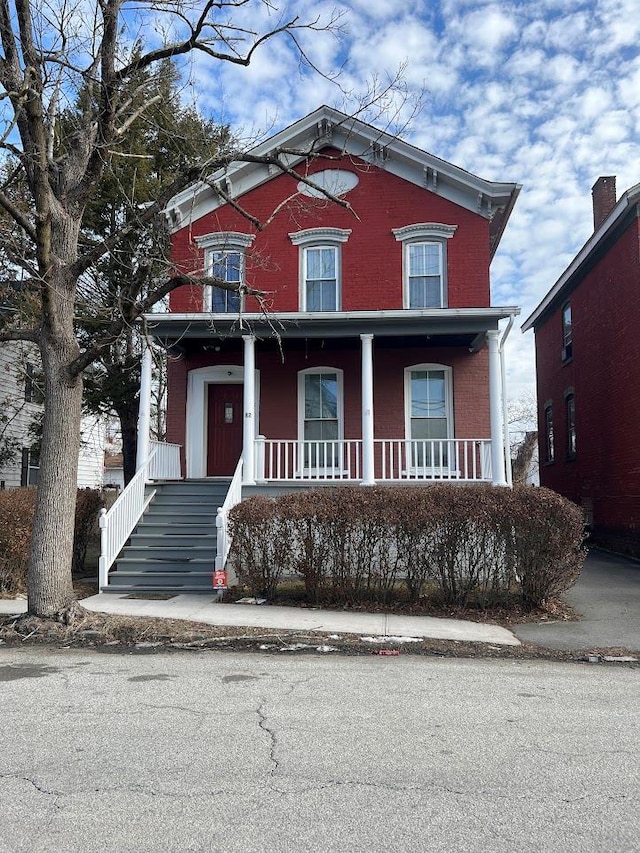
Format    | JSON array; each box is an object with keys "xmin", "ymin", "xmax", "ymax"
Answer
[{"xmin": 147, "ymin": 106, "xmax": 520, "ymax": 487}]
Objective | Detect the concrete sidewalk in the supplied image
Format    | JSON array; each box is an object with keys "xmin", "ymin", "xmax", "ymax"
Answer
[{"xmin": 0, "ymin": 594, "xmax": 520, "ymax": 646}]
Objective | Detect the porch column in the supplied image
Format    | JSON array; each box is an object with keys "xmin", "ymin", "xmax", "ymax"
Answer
[
  {"xmin": 242, "ymin": 334, "xmax": 256, "ymax": 485},
  {"xmin": 136, "ymin": 340, "xmax": 153, "ymax": 473},
  {"xmin": 487, "ymin": 329, "xmax": 507, "ymax": 486},
  {"xmin": 360, "ymin": 333, "xmax": 375, "ymax": 485}
]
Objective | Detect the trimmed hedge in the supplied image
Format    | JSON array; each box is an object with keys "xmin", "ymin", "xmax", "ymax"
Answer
[
  {"xmin": 0, "ymin": 488, "xmax": 104, "ymax": 596},
  {"xmin": 228, "ymin": 485, "xmax": 586, "ymax": 608}
]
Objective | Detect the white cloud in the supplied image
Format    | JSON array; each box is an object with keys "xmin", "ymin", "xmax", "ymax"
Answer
[{"xmin": 172, "ymin": 0, "xmax": 640, "ymax": 398}]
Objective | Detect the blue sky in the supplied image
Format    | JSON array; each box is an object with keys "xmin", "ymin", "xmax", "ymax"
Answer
[{"xmin": 186, "ymin": 0, "xmax": 640, "ymax": 400}]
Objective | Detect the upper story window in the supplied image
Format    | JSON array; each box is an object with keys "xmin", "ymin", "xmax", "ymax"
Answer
[
  {"xmin": 289, "ymin": 228, "xmax": 351, "ymax": 312},
  {"xmin": 194, "ymin": 231, "xmax": 255, "ymax": 313},
  {"xmin": 562, "ymin": 302, "xmax": 572, "ymax": 361},
  {"xmin": 392, "ymin": 223, "xmax": 457, "ymax": 309},
  {"xmin": 211, "ymin": 250, "xmax": 242, "ymax": 312}
]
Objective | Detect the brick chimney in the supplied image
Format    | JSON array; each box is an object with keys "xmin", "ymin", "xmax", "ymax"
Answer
[{"xmin": 592, "ymin": 176, "xmax": 617, "ymax": 231}]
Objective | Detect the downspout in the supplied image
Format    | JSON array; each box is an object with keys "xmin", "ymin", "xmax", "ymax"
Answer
[{"xmin": 499, "ymin": 313, "xmax": 516, "ymax": 488}]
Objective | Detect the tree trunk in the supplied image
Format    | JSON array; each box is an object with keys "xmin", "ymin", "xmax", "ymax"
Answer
[
  {"xmin": 27, "ymin": 329, "xmax": 83, "ymax": 617},
  {"xmin": 27, "ymin": 200, "xmax": 84, "ymax": 618}
]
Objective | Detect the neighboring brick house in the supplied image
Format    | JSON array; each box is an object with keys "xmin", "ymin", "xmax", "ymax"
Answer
[
  {"xmin": 522, "ymin": 176, "xmax": 640, "ymax": 556},
  {"xmin": 148, "ymin": 105, "xmax": 521, "ymax": 489}
]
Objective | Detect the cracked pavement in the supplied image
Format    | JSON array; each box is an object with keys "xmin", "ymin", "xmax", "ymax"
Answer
[{"xmin": 0, "ymin": 648, "xmax": 638, "ymax": 852}]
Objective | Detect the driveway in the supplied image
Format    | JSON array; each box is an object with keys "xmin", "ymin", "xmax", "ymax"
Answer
[{"xmin": 514, "ymin": 548, "xmax": 640, "ymax": 651}]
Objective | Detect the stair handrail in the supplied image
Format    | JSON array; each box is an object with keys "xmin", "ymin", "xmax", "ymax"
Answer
[
  {"xmin": 98, "ymin": 446, "xmax": 159, "ymax": 588},
  {"xmin": 215, "ymin": 457, "xmax": 244, "ymax": 572}
]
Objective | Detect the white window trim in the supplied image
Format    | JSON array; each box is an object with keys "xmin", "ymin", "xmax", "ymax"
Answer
[
  {"xmin": 297, "ymin": 367, "xmax": 344, "ymax": 474},
  {"xmin": 194, "ymin": 232, "xmax": 255, "ymax": 313},
  {"xmin": 392, "ymin": 223, "xmax": 456, "ymax": 309},
  {"xmin": 289, "ymin": 228, "xmax": 351, "ymax": 312},
  {"xmin": 404, "ymin": 363, "xmax": 454, "ymax": 474}
]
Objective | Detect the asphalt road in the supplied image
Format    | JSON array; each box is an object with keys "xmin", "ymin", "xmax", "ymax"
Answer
[{"xmin": 0, "ymin": 648, "xmax": 638, "ymax": 853}]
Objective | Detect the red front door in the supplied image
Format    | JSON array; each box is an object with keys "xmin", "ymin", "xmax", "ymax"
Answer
[{"xmin": 207, "ymin": 384, "xmax": 243, "ymax": 476}]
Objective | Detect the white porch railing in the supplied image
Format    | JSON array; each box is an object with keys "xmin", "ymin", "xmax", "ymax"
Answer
[
  {"xmin": 148, "ymin": 440, "xmax": 181, "ymax": 480},
  {"xmin": 98, "ymin": 441, "xmax": 183, "ymax": 588},
  {"xmin": 376, "ymin": 439, "xmax": 492, "ymax": 481},
  {"xmin": 98, "ymin": 447, "xmax": 158, "ymax": 588},
  {"xmin": 257, "ymin": 438, "xmax": 363, "ymax": 481},
  {"xmin": 254, "ymin": 437, "xmax": 492, "ymax": 482},
  {"xmin": 215, "ymin": 457, "xmax": 244, "ymax": 571}
]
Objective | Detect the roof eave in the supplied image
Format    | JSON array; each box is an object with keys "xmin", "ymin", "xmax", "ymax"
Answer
[{"xmin": 522, "ymin": 182, "xmax": 640, "ymax": 332}]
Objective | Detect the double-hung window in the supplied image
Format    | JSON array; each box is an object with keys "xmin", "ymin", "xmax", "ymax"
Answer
[
  {"xmin": 406, "ymin": 365, "xmax": 452, "ymax": 468},
  {"xmin": 566, "ymin": 392, "xmax": 576, "ymax": 458},
  {"xmin": 407, "ymin": 243, "xmax": 443, "ymax": 308},
  {"xmin": 392, "ymin": 223, "xmax": 457, "ymax": 309},
  {"xmin": 304, "ymin": 246, "xmax": 338, "ymax": 311},
  {"xmin": 211, "ymin": 250, "xmax": 242, "ymax": 312},
  {"xmin": 298, "ymin": 368, "xmax": 343, "ymax": 470},
  {"xmin": 544, "ymin": 403, "xmax": 554, "ymax": 464},
  {"xmin": 194, "ymin": 231, "xmax": 255, "ymax": 313},
  {"xmin": 289, "ymin": 227, "xmax": 351, "ymax": 312}
]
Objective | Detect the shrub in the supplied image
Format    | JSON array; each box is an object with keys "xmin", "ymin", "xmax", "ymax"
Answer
[
  {"xmin": 227, "ymin": 485, "xmax": 586, "ymax": 609},
  {"xmin": 0, "ymin": 487, "xmax": 36, "ymax": 595},
  {"xmin": 73, "ymin": 489, "xmax": 104, "ymax": 575},
  {"xmin": 507, "ymin": 487, "xmax": 585, "ymax": 606},
  {"xmin": 0, "ymin": 487, "xmax": 104, "ymax": 596},
  {"xmin": 228, "ymin": 496, "xmax": 291, "ymax": 599}
]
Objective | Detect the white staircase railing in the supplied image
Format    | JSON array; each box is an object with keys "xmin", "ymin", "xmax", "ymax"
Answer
[
  {"xmin": 148, "ymin": 440, "xmax": 181, "ymax": 480},
  {"xmin": 215, "ymin": 457, "xmax": 244, "ymax": 571},
  {"xmin": 98, "ymin": 441, "xmax": 182, "ymax": 589}
]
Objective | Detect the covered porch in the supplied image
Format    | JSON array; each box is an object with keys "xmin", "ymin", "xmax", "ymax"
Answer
[{"xmin": 144, "ymin": 308, "xmax": 518, "ymax": 488}]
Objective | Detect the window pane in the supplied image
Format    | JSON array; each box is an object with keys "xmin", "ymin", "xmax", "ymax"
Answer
[
  {"xmin": 306, "ymin": 247, "xmax": 336, "ymax": 279},
  {"xmin": 411, "ymin": 371, "xmax": 445, "ymax": 418},
  {"xmin": 305, "ymin": 374, "xmax": 321, "ymax": 418},
  {"xmin": 409, "ymin": 243, "xmax": 440, "ymax": 276},
  {"xmin": 304, "ymin": 420, "xmax": 338, "ymax": 441},
  {"xmin": 319, "ymin": 375, "xmax": 338, "ymax": 418}
]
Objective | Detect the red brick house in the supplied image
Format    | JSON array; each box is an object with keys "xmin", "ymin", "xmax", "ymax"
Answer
[
  {"xmin": 522, "ymin": 176, "xmax": 640, "ymax": 557},
  {"xmin": 99, "ymin": 106, "xmax": 520, "ymax": 591},
  {"xmin": 153, "ymin": 106, "xmax": 520, "ymax": 485}
]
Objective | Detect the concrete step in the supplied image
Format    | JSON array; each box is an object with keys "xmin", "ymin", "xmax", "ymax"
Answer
[
  {"xmin": 108, "ymin": 571, "xmax": 216, "ymax": 589},
  {"xmin": 135, "ymin": 522, "xmax": 216, "ymax": 536},
  {"xmin": 142, "ymin": 508, "xmax": 216, "ymax": 523},
  {"xmin": 129, "ymin": 533, "xmax": 217, "ymax": 549},
  {"xmin": 101, "ymin": 583, "xmax": 219, "ymax": 595},
  {"xmin": 116, "ymin": 558, "xmax": 213, "ymax": 573},
  {"xmin": 121, "ymin": 545, "xmax": 216, "ymax": 561},
  {"xmin": 150, "ymin": 493, "xmax": 225, "ymax": 507}
]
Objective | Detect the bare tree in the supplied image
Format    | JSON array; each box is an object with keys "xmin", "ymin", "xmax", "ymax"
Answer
[
  {"xmin": 0, "ymin": 0, "xmax": 352, "ymax": 619},
  {"xmin": 508, "ymin": 393, "xmax": 538, "ymax": 486}
]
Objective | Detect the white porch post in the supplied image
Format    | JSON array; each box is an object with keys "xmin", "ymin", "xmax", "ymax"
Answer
[
  {"xmin": 360, "ymin": 333, "xmax": 375, "ymax": 485},
  {"xmin": 487, "ymin": 329, "xmax": 507, "ymax": 486},
  {"xmin": 136, "ymin": 341, "xmax": 153, "ymax": 473},
  {"xmin": 242, "ymin": 334, "xmax": 256, "ymax": 485}
]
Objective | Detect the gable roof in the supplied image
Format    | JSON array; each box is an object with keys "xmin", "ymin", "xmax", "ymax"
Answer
[
  {"xmin": 166, "ymin": 105, "xmax": 520, "ymax": 260},
  {"xmin": 522, "ymin": 181, "xmax": 640, "ymax": 332}
]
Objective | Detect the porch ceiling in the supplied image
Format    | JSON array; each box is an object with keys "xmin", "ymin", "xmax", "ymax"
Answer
[{"xmin": 146, "ymin": 308, "xmax": 519, "ymax": 349}]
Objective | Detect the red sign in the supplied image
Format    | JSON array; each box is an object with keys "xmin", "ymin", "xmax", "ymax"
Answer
[{"xmin": 213, "ymin": 570, "xmax": 227, "ymax": 589}]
